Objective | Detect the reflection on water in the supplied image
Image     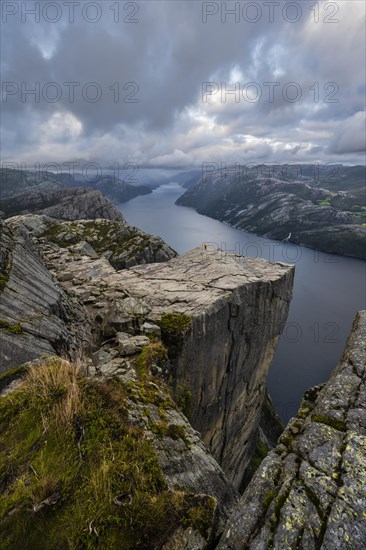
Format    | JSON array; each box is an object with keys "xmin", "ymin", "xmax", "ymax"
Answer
[{"xmin": 120, "ymin": 183, "xmax": 366, "ymax": 421}]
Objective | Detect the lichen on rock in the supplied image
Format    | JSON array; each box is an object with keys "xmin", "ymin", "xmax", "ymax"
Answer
[{"xmin": 219, "ymin": 311, "xmax": 366, "ymax": 549}]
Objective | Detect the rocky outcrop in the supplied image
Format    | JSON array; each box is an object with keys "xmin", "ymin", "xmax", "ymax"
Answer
[
  {"xmin": 87, "ymin": 346, "xmax": 239, "ymax": 545},
  {"xmin": 6, "ymin": 213, "xmax": 176, "ymax": 270},
  {"xmin": 0, "ymin": 354, "xmax": 238, "ymax": 549},
  {"xmin": 35, "ymin": 241, "xmax": 293, "ymax": 489},
  {"xmin": 219, "ymin": 310, "xmax": 366, "ymax": 549},
  {"xmin": 0, "ymin": 187, "xmax": 176, "ymax": 371},
  {"xmin": 176, "ymin": 165, "xmax": 366, "ymax": 260},
  {"xmin": 0, "ymin": 188, "xmax": 125, "ymax": 222},
  {"xmin": 2, "ymin": 172, "xmax": 366, "ymax": 546},
  {"xmin": 0, "ymin": 220, "xmax": 93, "ymax": 373},
  {"xmin": 124, "ymin": 249, "xmax": 293, "ymax": 489}
]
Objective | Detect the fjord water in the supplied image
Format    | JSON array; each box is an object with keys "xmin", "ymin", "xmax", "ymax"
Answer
[{"xmin": 120, "ymin": 183, "xmax": 366, "ymax": 422}]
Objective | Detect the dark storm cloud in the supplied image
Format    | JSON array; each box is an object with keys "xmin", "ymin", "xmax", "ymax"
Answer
[{"xmin": 1, "ymin": 0, "xmax": 365, "ymax": 165}]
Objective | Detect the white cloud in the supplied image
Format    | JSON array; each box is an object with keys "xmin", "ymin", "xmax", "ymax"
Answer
[
  {"xmin": 328, "ymin": 112, "xmax": 366, "ymax": 154},
  {"xmin": 2, "ymin": 0, "xmax": 365, "ymax": 167},
  {"xmin": 149, "ymin": 149, "xmax": 194, "ymax": 168}
]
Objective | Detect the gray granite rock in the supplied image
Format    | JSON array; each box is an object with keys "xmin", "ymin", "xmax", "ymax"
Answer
[
  {"xmin": 41, "ymin": 243, "xmax": 294, "ymax": 489},
  {"xmin": 1, "ymin": 211, "xmax": 293, "ymax": 498},
  {"xmin": 0, "ymin": 187, "xmax": 125, "ymax": 222},
  {"xmin": 10, "ymin": 214, "xmax": 176, "ymax": 271},
  {"xmin": 0, "ymin": 220, "xmax": 93, "ymax": 373},
  {"xmin": 96, "ymin": 350, "xmax": 239, "ymax": 544},
  {"xmin": 219, "ymin": 311, "xmax": 366, "ymax": 549},
  {"xmin": 141, "ymin": 321, "xmax": 162, "ymax": 336},
  {"xmin": 116, "ymin": 332, "xmax": 150, "ymax": 355}
]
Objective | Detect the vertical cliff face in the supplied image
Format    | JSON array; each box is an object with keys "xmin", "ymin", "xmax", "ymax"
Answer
[
  {"xmin": 1, "ymin": 212, "xmax": 294, "ymax": 491},
  {"xmin": 143, "ymin": 249, "xmax": 294, "ymax": 488},
  {"xmin": 71, "ymin": 246, "xmax": 294, "ymax": 489},
  {"xmin": 31, "ymin": 244, "xmax": 294, "ymax": 488},
  {"xmin": 219, "ymin": 310, "xmax": 366, "ymax": 549}
]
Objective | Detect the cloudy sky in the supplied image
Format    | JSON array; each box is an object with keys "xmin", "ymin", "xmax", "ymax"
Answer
[{"xmin": 1, "ymin": 0, "xmax": 365, "ymax": 169}]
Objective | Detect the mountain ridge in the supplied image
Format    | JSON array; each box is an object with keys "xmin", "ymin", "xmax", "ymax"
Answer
[{"xmin": 176, "ymin": 165, "xmax": 366, "ymax": 260}]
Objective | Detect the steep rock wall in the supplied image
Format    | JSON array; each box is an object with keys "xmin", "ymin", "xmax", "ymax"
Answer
[
  {"xmin": 45, "ymin": 244, "xmax": 294, "ymax": 489},
  {"xmin": 219, "ymin": 310, "xmax": 366, "ymax": 549},
  {"xmin": 0, "ymin": 221, "xmax": 93, "ymax": 373},
  {"xmin": 167, "ymin": 256, "xmax": 293, "ymax": 488},
  {"xmin": 1, "ymin": 209, "xmax": 293, "ymax": 490}
]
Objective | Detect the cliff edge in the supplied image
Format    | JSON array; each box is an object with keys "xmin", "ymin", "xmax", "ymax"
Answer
[{"xmin": 32, "ymin": 240, "xmax": 294, "ymax": 489}]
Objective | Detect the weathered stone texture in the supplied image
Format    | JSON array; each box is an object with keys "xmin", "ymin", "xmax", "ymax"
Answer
[
  {"xmin": 219, "ymin": 311, "xmax": 366, "ymax": 549},
  {"xmin": 0, "ymin": 221, "xmax": 93, "ymax": 373},
  {"xmin": 36, "ymin": 242, "xmax": 293, "ymax": 489},
  {"xmin": 0, "ymin": 188, "xmax": 125, "ymax": 221}
]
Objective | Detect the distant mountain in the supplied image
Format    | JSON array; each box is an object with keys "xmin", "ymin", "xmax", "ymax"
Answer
[
  {"xmin": 130, "ymin": 169, "xmax": 203, "ymax": 190},
  {"xmin": 0, "ymin": 168, "xmax": 63, "ymax": 198},
  {"xmin": 0, "ymin": 188, "xmax": 125, "ymax": 222},
  {"xmin": 0, "ymin": 168, "xmax": 151, "ymax": 203},
  {"xmin": 170, "ymin": 170, "xmax": 202, "ymax": 189},
  {"xmin": 176, "ymin": 165, "xmax": 366, "ymax": 260}
]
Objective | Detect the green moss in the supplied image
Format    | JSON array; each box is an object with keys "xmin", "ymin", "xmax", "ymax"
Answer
[
  {"xmin": 0, "ymin": 235, "xmax": 13, "ymax": 294},
  {"xmin": 279, "ymin": 431, "xmax": 295, "ymax": 447},
  {"xmin": 274, "ymin": 492, "xmax": 287, "ymax": 519},
  {"xmin": 39, "ymin": 219, "xmax": 165, "ymax": 270},
  {"xmin": 268, "ymin": 489, "xmax": 290, "ymax": 534},
  {"xmin": 311, "ymin": 415, "xmax": 346, "ymax": 432},
  {"xmin": 165, "ymin": 423, "xmax": 187, "ymax": 441},
  {"xmin": 256, "ymin": 441, "xmax": 269, "ymax": 460},
  {"xmin": 175, "ymin": 385, "xmax": 193, "ymax": 417},
  {"xmin": 159, "ymin": 313, "xmax": 192, "ymax": 333},
  {"xmin": 0, "ymin": 364, "xmax": 27, "ymax": 383},
  {"xmin": 317, "ymin": 199, "xmax": 332, "ymax": 206},
  {"xmin": 0, "ymin": 365, "xmax": 28, "ymax": 392},
  {"xmin": 0, "ymin": 359, "xmax": 195, "ymax": 549},
  {"xmin": 0, "ymin": 320, "xmax": 23, "ymax": 334},
  {"xmin": 0, "ymin": 275, "xmax": 9, "ymax": 287},
  {"xmin": 134, "ymin": 342, "xmax": 168, "ymax": 379},
  {"xmin": 250, "ymin": 441, "xmax": 269, "ymax": 472},
  {"xmin": 182, "ymin": 495, "xmax": 216, "ymax": 539},
  {"xmin": 292, "ymin": 420, "xmax": 303, "ymax": 431},
  {"xmin": 297, "ymin": 399, "xmax": 311, "ymax": 419},
  {"xmin": 126, "ymin": 379, "xmax": 173, "ymax": 410},
  {"xmin": 148, "ymin": 416, "xmax": 188, "ymax": 445},
  {"xmin": 159, "ymin": 313, "xmax": 192, "ymax": 358},
  {"xmin": 263, "ymin": 489, "xmax": 276, "ymax": 510}
]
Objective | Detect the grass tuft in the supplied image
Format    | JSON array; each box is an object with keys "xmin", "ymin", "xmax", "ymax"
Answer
[
  {"xmin": 0, "ymin": 357, "xmax": 215, "ymax": 548},
  {"xmin": 158, "ymin": 313, "xmax": 192, "ymax": 358},
  {"xmin": 0, "ymin": 320, "xmax": 23, "ymax": 334}
]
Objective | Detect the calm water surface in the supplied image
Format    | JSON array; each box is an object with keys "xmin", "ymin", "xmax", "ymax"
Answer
[{"xmin": 120, "ymin": 183, "xmax": 366, "ymax": 421}]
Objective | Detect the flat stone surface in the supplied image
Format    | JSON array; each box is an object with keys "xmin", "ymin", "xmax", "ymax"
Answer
[{"xmin": 2, "ymin": 212, "xmax": 294, "ymax": 493}]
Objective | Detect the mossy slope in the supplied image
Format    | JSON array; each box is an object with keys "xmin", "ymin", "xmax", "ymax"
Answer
[
  {"xmin": 39, "ymin": 219, "xmax": 175, "ymax": 270},
  {"xmin": 0, "ymin": 357, "xmax": 213, "ymax": 549}
]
